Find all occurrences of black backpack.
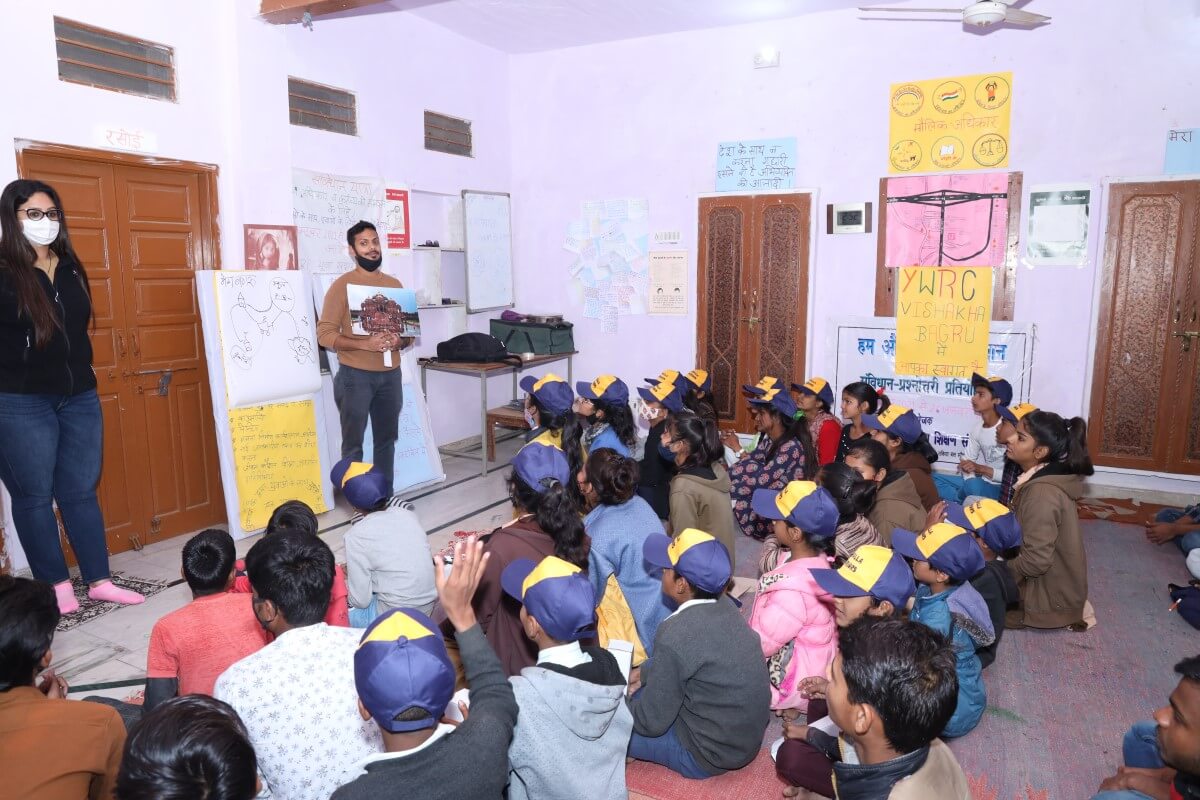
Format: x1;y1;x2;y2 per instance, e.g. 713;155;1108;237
434;333;521;364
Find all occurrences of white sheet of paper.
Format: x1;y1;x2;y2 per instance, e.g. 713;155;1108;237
443;687;471;722
607;639;635;681
809;715;841;737
1031;203;1086;242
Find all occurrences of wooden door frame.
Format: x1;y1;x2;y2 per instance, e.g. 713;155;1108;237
15;139;221;268
695;188;820;416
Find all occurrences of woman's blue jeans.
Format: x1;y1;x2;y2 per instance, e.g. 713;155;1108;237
0;390;111;584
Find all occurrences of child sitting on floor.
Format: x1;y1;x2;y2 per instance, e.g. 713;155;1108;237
945;499;1022;669
144;529;269;713
231;499;350;626
892;523;994;738
825;617;969;799
818;461;884;562
775;546;917;798
501;555;632;800
332;539;518;800
996;402;1037;506
846;439;926;546
332;458;437;627
628;529;771;779
748;481;840;714
934;374;1012;504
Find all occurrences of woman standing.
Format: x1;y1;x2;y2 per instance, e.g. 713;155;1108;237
0;180;143;613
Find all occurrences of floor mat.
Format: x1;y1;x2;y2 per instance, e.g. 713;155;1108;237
627;746;787;800
57;572;170;632
1077;496;1174;524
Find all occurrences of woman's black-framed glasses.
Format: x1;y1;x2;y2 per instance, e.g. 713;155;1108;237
21;208;62;221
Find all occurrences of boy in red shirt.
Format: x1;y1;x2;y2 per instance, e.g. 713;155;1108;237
144;529;269;712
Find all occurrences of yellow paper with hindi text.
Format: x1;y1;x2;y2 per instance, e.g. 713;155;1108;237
895;267;992;377
229;400;328;531
888;72;1011;173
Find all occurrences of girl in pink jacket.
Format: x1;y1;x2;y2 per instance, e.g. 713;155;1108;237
748;481;841;713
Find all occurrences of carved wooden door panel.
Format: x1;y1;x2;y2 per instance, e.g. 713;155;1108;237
697;194;811;432
1089;181;1200;473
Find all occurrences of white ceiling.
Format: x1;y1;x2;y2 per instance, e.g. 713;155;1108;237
345;0;896;54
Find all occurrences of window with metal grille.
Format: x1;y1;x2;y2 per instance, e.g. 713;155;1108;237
288;78;357;136
53;17;175;101
425;111;473;157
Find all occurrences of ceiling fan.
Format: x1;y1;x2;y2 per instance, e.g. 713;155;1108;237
857;1;1051;30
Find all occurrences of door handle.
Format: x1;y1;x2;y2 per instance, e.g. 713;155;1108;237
1172;331;1200;352
131;331;141;357
116;331;127;357
740;316;760;332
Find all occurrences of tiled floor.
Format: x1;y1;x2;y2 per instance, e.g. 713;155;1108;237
59;433;526;699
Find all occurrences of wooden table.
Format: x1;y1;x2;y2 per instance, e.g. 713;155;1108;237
419;351;576;476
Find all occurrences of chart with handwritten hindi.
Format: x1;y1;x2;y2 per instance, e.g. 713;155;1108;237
888;72;1012;173
229;401;328;531
293;168;386;273
895;267;993;378
885;173;1009;269
715;138;797;191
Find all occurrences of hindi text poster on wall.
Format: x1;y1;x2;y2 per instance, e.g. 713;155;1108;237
385;188;410;250
648;251;688;315
896;266;993;377
888;72;1012;174
715;137;797;192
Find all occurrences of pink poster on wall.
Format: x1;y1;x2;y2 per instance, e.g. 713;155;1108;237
884;172;1009;268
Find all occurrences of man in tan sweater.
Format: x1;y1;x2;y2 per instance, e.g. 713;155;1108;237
317;221;410;495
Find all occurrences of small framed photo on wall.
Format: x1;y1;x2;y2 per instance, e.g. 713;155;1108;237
244;224;299;270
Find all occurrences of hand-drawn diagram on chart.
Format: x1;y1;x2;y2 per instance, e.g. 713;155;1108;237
214;271;322;408
884;172;1009;268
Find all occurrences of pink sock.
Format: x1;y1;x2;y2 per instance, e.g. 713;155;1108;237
54;581;80;615
88;580;145;606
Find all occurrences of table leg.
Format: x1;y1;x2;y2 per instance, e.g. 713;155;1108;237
567;355;573;385
480;370;489;477
512;369;518;401
420;364;427;397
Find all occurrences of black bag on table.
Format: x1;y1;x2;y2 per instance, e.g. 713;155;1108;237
434;332;520;364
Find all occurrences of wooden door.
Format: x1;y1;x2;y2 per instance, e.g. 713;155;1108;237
1089;180;1200;474
17;146;224;553
697;193;811;431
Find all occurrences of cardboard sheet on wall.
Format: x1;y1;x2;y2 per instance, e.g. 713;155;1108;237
884;173;1009;269
895;266;993;377
831;316;1033;465
888;72;1012;173
229;401;328;531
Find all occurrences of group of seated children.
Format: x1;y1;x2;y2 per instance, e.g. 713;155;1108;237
0;362;1107;800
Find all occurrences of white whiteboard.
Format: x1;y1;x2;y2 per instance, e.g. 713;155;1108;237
210;271;322;407
462;190;514;312
293;168;386;273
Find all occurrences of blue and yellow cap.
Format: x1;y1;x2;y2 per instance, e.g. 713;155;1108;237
792;377;834;408
742;375;783;397
682;369;712;393
501;556;596;642
637;379;685;413
749;386;798;418
861;404;924;445
892;522;985;582
751;481;839;538
330;457;389;510
945;499;1023;553
577;374;629;405
810;545;916;609
970;373;1014;407
512;440;571;493
643;528;731;594
643;369;682;388
355;608;455;733
998;402;1038;426
519;372;574;416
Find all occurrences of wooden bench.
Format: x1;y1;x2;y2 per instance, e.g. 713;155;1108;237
485;405;530;462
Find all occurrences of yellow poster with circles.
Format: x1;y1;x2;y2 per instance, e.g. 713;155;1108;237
888;72;1012;173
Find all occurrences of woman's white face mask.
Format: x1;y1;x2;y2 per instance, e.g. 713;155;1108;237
22;218;60;246
637;400;662;422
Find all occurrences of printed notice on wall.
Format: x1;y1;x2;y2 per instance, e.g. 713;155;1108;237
715;138;797;192
648;251;687;315
888;72;1012;174
1165;128;1200;175
384;188;410;250
1025;184;1091;267
229;400;328;531
895;267;993;377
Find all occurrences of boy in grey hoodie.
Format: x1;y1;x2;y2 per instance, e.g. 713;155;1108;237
501;555;633;800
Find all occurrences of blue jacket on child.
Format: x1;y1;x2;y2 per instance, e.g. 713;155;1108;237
910;582;995;738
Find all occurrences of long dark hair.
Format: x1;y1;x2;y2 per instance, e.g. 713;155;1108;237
0;179;88;348
666;412;723;470
530;397;586;506
819;462;880;524
900;433;941;465
843;381;890;415
508;473;589;568
585;448;640;506
764;407;818;477
1023;411;1094;475
681;386;715;418
848;439;891;474
594;398;637;448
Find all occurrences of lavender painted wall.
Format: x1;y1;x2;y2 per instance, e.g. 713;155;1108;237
507;0;1200;425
